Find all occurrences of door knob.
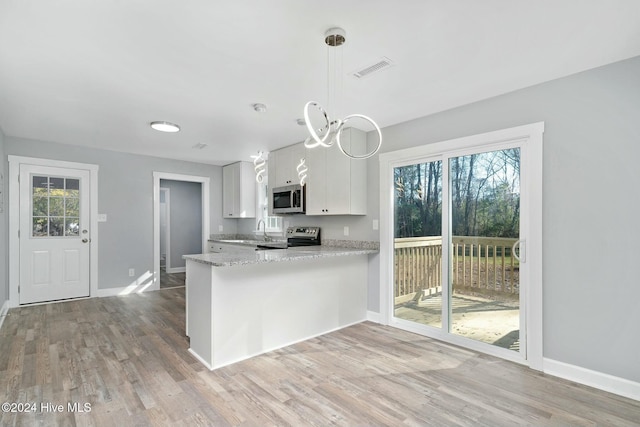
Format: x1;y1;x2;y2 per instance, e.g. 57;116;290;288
82;238;90;243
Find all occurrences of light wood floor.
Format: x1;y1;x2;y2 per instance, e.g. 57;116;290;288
1;288;639;426
159;269;185;289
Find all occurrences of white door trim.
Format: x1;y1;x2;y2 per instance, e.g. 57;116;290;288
160;187;171;272
378;122;544;370
153;172;210;291
8;155;99;307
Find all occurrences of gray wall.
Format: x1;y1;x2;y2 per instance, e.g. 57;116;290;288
4;55;639;384
374;55;640;383
240;55;640;383
0;127;7;307
160;179;202;269
5;138;232;289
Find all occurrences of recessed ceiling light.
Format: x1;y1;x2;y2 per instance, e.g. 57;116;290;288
150;121;180;132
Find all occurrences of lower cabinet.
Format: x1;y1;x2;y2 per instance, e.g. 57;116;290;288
207;242;256;253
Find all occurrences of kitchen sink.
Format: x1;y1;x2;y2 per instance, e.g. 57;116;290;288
255;243;288;250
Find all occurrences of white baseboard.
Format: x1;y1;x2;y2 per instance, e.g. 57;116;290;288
166;266;186;274
96;283;158;297
544;358;640;402
188;348;215;370
367;310;382;323
0;300;10;331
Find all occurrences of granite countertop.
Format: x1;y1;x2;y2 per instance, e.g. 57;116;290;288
183;245;378;267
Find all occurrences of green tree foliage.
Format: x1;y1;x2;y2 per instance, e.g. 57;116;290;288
394;148;520;238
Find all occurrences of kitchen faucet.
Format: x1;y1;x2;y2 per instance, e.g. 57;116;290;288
257;219;270;241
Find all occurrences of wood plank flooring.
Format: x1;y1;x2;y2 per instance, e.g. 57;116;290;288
1;288;639;426
159;270;185;289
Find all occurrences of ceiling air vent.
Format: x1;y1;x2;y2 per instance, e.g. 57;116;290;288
351;57;394;79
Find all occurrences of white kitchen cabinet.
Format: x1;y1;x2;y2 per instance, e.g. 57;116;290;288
269;142;305;187
305;127;367;215
185;253;368;370
222;161;256;218
208;241;256;253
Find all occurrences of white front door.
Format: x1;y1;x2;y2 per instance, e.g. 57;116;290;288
19;164;91;304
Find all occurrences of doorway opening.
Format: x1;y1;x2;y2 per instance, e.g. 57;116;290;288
153;172;210;292
158;180;202;289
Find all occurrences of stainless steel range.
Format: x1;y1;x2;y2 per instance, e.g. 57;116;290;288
285;226;321;247
256;226;321;249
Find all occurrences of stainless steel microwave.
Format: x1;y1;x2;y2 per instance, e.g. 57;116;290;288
271;184;305;214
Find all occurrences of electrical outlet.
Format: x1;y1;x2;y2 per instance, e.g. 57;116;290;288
343;226;349;236
97;214;107;222
372;219;379;230
128;268;135;277
218;225;223;232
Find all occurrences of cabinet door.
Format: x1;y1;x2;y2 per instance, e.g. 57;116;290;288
305;142;350;215
290;143;306;183
304;145;327;215
273;149;292;187
222;163;239;218
324;142;351;214
270;150;284;188
238;162;256;218
223;162;256;218
272;143;305;187
304;128;367;216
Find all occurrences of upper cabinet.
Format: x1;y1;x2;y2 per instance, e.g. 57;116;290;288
305;127;367;216
223;161;256;218
269;142;305;187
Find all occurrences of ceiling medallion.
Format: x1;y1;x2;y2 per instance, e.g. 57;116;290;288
303;27;382;160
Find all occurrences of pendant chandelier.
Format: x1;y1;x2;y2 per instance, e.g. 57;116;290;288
303;27;382;160
250;151;266;183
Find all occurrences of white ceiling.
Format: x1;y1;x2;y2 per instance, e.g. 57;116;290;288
1;1;639;166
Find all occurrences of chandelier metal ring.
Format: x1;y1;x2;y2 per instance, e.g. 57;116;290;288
303;101;334;148
335;113;383;160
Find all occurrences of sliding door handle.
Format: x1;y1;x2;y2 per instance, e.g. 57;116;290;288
512;239;526;263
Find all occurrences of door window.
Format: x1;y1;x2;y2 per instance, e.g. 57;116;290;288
394;160;443;328
449;149;521;350
32;175;80;237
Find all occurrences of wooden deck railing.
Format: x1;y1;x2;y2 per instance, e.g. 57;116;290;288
394;236;519;301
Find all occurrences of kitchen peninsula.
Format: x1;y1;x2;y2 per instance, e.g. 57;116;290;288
183;245;377;370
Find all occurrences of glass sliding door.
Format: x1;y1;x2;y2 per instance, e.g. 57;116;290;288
449;148;521;351
391;146;524;355
393;160;443;328
383;122;543;367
